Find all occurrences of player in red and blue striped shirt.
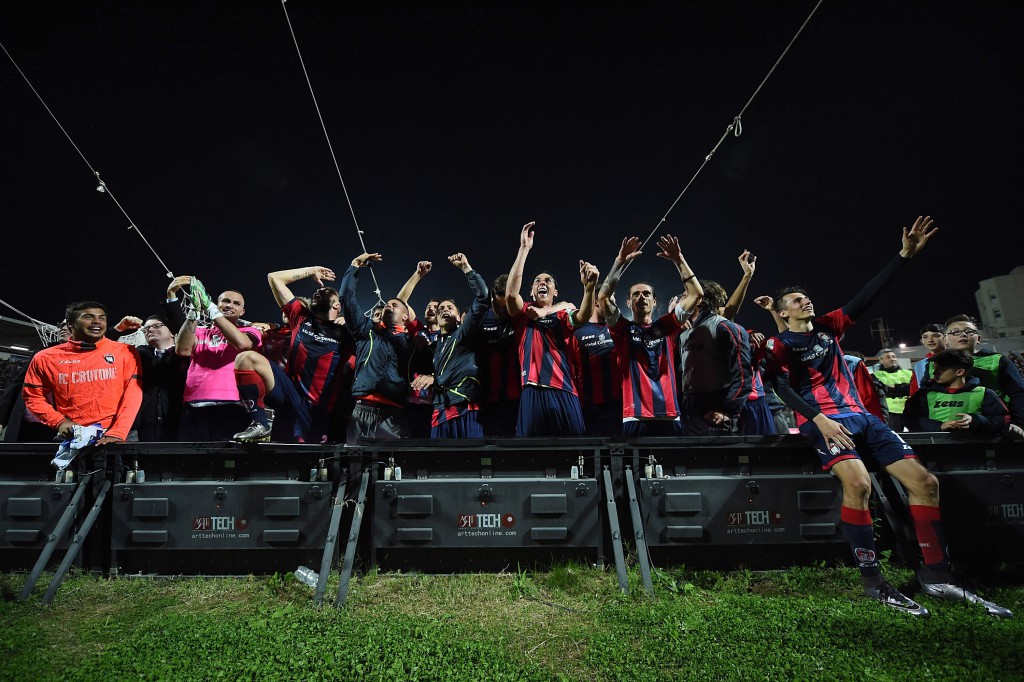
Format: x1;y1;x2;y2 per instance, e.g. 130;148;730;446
574;308;621;437
233;264;353;444
599;234;703;437
476;274;521;437
506;221;598;437
762;216;1008;618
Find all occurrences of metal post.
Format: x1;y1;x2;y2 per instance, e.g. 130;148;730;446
602;466;629;593
624;466;654;596
314;497;345;606
334;467;370;607
42;479;111;605
18;473;92;601
869;472;915;566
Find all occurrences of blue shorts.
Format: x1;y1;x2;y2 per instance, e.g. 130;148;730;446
740;396;777;435
798;412;917;470
265;363;330;444
583;401;623;437
516;386;584;437
622;419;682;438
432;410;484;439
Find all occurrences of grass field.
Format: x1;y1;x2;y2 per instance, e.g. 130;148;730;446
2;563;1022;681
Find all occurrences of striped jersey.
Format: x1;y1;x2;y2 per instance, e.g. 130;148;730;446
476;309;521;402
574;321;620;405
610;312;683;419
282;299;354;411
515;305;580;395
764;308;866;422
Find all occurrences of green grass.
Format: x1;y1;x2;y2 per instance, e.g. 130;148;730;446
2;564;1022;681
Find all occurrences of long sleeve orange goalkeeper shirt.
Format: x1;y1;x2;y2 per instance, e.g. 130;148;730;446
22;336;143;440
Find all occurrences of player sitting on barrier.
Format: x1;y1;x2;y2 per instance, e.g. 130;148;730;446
904;349;1010;435
599;234;702;437
763;215;1012;618
232;265;354;444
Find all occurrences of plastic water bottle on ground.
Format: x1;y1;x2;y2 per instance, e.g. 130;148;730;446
295;565;319;588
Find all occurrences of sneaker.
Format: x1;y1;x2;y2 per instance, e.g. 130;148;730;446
233;422;272;442
864;581;930;617
918;580;1014;619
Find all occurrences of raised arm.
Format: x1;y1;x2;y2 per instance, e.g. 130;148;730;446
721;250;755;321
598;236;642;327
395;261;432;322
449;253;491;327
341;252;382;333
175;317;198;357
268;266;337;309
843;215;937;320
753;295;788;333
656;234;702;319
505;221;535;318
571;261;600;327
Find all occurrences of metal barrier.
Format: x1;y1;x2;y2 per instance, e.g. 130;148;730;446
107;442;339;576
0;444;78;571
890;434;1024;572
613;436;851;591
2;435;1022;603
363;439;619;581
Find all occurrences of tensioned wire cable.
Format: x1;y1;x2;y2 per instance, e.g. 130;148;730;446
1;41;176;280
280;0;385;309
631;0;826;264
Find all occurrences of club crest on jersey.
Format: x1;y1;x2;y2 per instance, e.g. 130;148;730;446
766;339;775;350
104;354;115;364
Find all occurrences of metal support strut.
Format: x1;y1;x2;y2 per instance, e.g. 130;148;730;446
602;466;630;593
335;467;370;607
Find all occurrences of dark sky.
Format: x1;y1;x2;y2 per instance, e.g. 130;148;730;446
3;1;1021;352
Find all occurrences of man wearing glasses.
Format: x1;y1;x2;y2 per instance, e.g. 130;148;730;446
942;315;1024;428
133;316;189;441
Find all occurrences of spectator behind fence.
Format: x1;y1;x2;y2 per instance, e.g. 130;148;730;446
22;301;142;445
1;322;75;442
873;348;912;431
175;283;262;441
942;315;1024;428
909;323;945;396
904;349;1010;435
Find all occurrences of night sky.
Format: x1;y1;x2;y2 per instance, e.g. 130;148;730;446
3;1;1021;352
